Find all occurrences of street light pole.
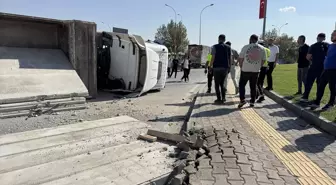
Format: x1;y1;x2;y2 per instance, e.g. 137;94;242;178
165;4;177;56
101;22;112;32
272;23;288;36
178;14;183;22
199;4;214;45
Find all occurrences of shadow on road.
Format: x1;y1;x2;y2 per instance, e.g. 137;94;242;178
276;118;312;132
192;107;237;118
282;133;335;154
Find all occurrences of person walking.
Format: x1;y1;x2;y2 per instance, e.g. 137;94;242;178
181;57;189;82
205;52;213;93
209;34;231;104
256;40;271;103
296;35;310;95
238;34;266;108
167;58;172;78
187;58;191;81
309;30;336;110
265;38;279;91
300;33;329;102
224;41;239;94
170;58;179;78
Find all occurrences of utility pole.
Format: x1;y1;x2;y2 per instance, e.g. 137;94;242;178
199;4;214;45
261;0;268;40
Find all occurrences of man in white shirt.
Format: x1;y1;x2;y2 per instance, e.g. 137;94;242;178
224;41;239;94
266;38;279;90
237;34;266;108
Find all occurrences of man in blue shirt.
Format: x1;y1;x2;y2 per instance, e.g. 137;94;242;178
209;34;231;104
300;33;329;102
310;30;336;110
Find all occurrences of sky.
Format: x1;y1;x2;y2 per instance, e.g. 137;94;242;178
0;0;335;51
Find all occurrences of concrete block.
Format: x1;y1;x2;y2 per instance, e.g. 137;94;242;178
319;117;336;137
301;109;321;127
138;134;157;142
282;100;303;117
147;129;185;143
170;174;186;185
177;141;191;152
178;151;190;159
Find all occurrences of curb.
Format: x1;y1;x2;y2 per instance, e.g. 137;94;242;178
264;90;336;136
186;86;207;131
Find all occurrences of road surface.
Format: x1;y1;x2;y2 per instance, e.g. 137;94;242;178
0;69;207;135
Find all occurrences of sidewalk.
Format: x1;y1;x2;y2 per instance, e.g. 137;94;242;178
188;78;336;185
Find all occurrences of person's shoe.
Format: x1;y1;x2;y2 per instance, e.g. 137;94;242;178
214;99;222;104
265;87;273;91
250;103;255;107
294;91;302;95
322;104;334;111
222;98;226;103
300;98;309;103
257;96;265;103
206;89;211;93
309;103;320;110
238;100;247;108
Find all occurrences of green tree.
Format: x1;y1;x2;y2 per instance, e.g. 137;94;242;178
263;28;298;64
154;20;189;55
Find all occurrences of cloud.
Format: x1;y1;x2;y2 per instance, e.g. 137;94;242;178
279;6;296;13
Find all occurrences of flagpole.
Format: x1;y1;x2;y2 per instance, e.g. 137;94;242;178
262;0;267;40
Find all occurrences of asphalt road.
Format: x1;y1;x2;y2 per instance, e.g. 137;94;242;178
0;69;207;135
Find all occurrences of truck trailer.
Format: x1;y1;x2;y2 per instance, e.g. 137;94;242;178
188;44;211;68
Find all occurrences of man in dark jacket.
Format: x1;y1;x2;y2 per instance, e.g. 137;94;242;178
209;34;231;104
300;33;329;102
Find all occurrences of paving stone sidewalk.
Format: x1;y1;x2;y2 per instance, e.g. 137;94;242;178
188;85;299;184
252;92;336;181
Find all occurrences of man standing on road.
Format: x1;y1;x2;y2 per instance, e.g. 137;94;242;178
296;35;310;95
209;34;231;104
238;34;266;108
170;58;179;78
167;57;172;78
256;40;270;103
300;33;329;102
265;38;279;91
224;41;239;94
205;52;213;93
310;30;336;110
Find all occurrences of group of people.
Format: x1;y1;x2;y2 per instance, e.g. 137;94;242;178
168;57;191;82
205;29;336;109
296;31;336;110
205;34;279;108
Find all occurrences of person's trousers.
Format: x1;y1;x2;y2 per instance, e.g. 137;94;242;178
314;69;336;105
224;66;239;92
297;67;309;93
302;68;323;99
207;69;213;91
171;67;178;78
181;68;188;82
213;68;229;101
239;71;259;103
257;66;267;97
167;67;171;77
266;62;276;89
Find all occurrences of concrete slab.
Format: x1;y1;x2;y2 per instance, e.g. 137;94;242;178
0;47;89;104
0;116;174;185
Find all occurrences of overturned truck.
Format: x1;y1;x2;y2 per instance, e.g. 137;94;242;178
0;13;97;118
96;32;168;95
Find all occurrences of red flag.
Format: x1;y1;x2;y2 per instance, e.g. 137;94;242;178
259;0;265;19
